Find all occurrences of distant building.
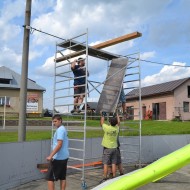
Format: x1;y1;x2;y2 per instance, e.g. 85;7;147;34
82;102;98;113
126;78;190;121
0;66;46;117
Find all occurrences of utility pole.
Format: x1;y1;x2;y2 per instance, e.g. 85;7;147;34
18;0;32;142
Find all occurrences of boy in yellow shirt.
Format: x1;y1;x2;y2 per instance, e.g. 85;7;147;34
100;112;120;183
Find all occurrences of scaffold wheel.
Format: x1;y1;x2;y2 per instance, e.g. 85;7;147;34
81;181;87;190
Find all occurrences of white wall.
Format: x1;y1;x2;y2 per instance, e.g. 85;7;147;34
1;136;190;189
0;140;50;190
174;80;190;120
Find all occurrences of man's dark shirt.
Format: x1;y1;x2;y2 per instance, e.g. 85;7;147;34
72;65;86;85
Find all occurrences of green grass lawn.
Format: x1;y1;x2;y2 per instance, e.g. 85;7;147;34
0;120;190;143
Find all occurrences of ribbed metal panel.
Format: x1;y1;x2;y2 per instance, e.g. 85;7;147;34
96;58;128;113
127;77;189;99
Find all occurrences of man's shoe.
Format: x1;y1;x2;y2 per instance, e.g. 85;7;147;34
75;107;81;113
71;109;76;114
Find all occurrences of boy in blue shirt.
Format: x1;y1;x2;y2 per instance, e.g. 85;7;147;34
46;114;69;190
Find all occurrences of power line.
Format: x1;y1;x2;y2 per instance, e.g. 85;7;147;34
21;25;190;68
23;25;66;41
127;56;190;68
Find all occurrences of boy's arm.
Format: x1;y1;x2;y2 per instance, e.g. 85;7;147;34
46;140;63;161
117;113;120;127
100;112;106;126
100;115;104;126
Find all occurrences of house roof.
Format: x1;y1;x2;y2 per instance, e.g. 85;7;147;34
126;77;190;99
0;66;46;91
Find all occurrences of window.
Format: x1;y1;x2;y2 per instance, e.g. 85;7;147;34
0;79;10;84
183;102;189;112
0;97;10;106
188;86;190;98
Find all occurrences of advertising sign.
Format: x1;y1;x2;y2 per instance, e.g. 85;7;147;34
27;94;39;112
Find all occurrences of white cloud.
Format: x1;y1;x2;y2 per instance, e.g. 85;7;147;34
30;1;171;47
0;46;22;68
0;0;24;43
142;62;190;86
0;0;24;22
29;49;45;61
140;51;156;60
32;0;55;14
0;21;21;42
36;55;55;76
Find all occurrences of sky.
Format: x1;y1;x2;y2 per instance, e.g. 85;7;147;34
0;0;190;110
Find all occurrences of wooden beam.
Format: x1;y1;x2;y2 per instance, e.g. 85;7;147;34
93;31;142;49
37;163;49;169
55;31;142;63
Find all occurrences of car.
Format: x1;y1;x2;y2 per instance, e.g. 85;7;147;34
43;109;53;117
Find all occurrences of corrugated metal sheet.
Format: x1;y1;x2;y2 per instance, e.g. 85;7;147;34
96;58;128;113
127;78;190;99
0;66;45;91
0;66;13;79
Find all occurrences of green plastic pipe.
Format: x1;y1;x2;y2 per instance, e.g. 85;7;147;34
97;144;190;190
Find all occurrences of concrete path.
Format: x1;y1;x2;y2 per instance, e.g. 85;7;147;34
8;165;190;190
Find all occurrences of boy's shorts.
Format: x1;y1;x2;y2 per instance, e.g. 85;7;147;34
102;147;117;165
106;147;122;165
74;86;85;98
46;159;68;181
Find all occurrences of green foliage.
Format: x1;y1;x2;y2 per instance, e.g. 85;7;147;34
0;120;190;143
0;131;52;143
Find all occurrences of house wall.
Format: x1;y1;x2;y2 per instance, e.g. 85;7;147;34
0;89;44;116
126;79;190;121
126;94;174;120
174;80;190;120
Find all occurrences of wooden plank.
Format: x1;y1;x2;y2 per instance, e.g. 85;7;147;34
37;160;102;173
68;160;102;168
37;163;49;169
55;31;142;62
55;44;119;62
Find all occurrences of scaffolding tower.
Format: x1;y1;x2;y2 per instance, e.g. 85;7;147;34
53;30;142;189
54;31;89;189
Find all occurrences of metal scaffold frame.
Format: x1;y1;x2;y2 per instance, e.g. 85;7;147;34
53;30;142;189
99;54;142;169
53;30;89;189
119;53;142;168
